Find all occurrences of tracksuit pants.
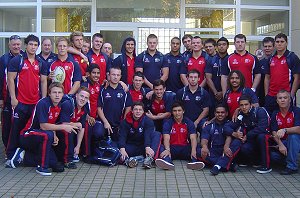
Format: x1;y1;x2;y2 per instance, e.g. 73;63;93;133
1;101;12;148
6;102;35;159
159;144;201;163
54;130;75;163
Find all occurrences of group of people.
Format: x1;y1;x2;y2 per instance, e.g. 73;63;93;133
0;31;299;176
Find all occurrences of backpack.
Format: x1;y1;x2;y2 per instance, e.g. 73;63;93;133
92;140;121;166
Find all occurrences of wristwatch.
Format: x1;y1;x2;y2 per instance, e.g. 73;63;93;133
283;128;287;133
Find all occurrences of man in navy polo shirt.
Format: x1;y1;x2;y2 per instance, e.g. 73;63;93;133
155;102;205;170
43;37;82;96
135;34;169;89
145;79;174;132
257;37;275;107
6;34;48;162
225;34;261;90
264;33;300;115
0;34;23;148
182;34;193;59
223;70;258;119
164;37;186;92
224;95;271;174
97;66;132;143
176;69;209;134
38;38;56;64
268;90;300;175
56;86;90;168
119;101;161;169
9;83;80;176
200;104;241;175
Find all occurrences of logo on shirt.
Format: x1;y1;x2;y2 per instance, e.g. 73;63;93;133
23;63;29;70
64;65;70;70
138;94;143;100
188;60;193;65
13;112;19;118
171;127;176;134
198;60;204;65
155;58;160;63
245;59;250;63
144;58;150;63
130;128;134;133
91;58;95;63
180;127;186;133
117;93;123;98
281;60;286;64
100;58;105;63
214;129;219;135
195;96;202;101
49;112;53;119
213;63;218;68
105;93;111;98
184;95;190;101
233;59;238;65
168;59;171;64
227;97;231;103
277;118;282;126
91;88;95;94
177;60;182;64
287;118;292;124
34;64;39;70
48;59;53;63
138;127;143;133
160;104;165;109
55;112;59;118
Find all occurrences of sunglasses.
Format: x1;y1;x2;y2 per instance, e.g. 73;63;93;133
9;35;21;40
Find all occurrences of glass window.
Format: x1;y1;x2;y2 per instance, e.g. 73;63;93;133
96;0;180;23
185;8;235;35
241;9;289;36
186;0;235;4
99;31;134;57
0;0;35;1
42;6;91;32
0;7;36;32
241;0;289;6
43;0;91;1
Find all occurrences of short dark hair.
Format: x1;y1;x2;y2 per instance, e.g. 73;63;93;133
228;70;245;89
133;71;144;79
182;34;193;43
217;37;229;46
215;103;228;112
262;37;275;46
171;37;181;44
87;63;100;73
187;69;200;77
234;34;246;43
238;95;252;104
204;38;217;47
41;37;52;45
92;33;103;41
275;33;288;42
153;79;166;88
132;101;145;110
109;66;121;73
147;34;158;42
25;34;40;46
172;101;185;111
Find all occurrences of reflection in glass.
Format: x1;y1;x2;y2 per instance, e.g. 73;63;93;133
241;0;289;6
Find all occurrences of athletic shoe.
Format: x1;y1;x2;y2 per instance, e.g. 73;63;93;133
280;167;298;175
143;156;154;169
186;161;205;170
5;160;12;168
238;164;248;167
125;157;138;168
10;148;25;168
64;162;77;169
52;162;65;172
36;166;52;176
229;163;238;172
73;155;80;163
155;159;175;170
256;167;272;174
210;165;220;175
252;164;261;168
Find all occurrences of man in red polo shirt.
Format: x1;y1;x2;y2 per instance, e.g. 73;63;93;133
180;36;207;87
43;37;81;96
225;34;261;90
264;33;300;115
86;33;111;85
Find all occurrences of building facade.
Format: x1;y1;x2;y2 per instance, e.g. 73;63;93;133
0;0;296;56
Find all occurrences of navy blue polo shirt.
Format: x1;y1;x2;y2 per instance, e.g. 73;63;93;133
38;52;57;65
202;121;229;147
163;52;185;92
205;53;228;92
59;97;89;128
98;83;132;127
135;50;167;85
176;86;210;122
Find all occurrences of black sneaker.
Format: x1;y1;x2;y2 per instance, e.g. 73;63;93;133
143;156;154;169
64;162;77;169
210;165;220;175
155;159;175;170
280;167;298;175
10;148;25;168
36;166;52;176
256;167;272;174
52;162;65;172
186;161;205;170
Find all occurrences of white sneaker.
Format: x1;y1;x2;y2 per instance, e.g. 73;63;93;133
155;159;175;170
186;161;205;170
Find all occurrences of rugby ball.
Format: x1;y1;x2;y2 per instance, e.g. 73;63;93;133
53;66;66;83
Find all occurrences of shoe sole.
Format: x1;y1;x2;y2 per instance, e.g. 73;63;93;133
10;148;21;169
73;159;80;163
155;159;175;170
36;169;52;176
186;162;205;170
256;168;272;174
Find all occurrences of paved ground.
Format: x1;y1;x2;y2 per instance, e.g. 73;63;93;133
1;141;300;198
